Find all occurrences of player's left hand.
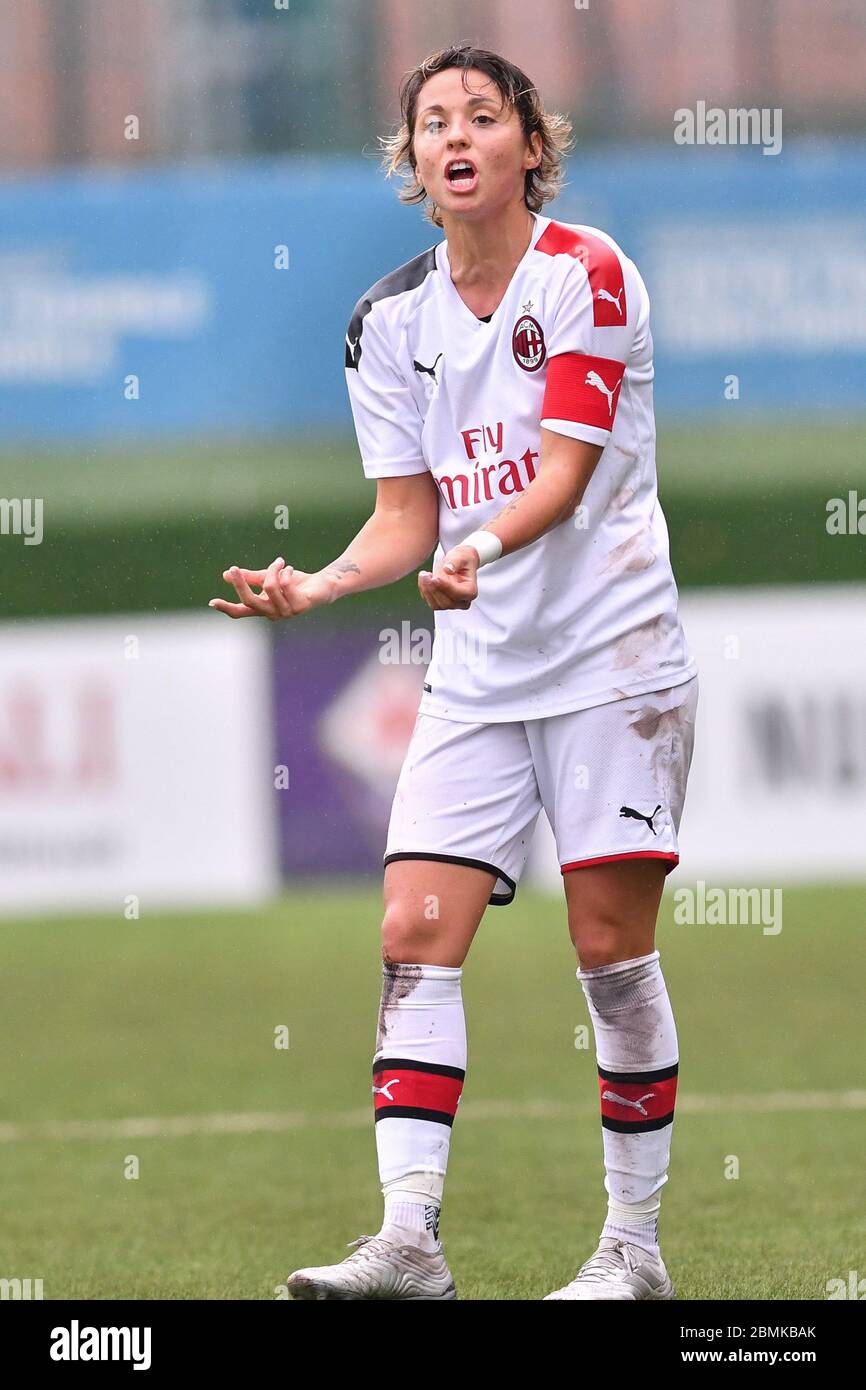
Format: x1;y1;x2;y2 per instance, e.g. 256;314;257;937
418;545;480;610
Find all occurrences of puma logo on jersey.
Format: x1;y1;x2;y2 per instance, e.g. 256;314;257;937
585;369;622;416
619;803;662;834
602;1088;656;1116
596;287;624;315
413;352;443;384
372;1078;401;1100
345;333;361;369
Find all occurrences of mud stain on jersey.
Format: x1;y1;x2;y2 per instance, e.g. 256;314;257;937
610;480;637;512
611;613;668;670
600;526;656;576
376;962;423;1052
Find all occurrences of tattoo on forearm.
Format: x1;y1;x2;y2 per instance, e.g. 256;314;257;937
325;559;361;581
499;498;523;519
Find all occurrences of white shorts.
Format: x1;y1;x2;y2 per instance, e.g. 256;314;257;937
384;676;698;905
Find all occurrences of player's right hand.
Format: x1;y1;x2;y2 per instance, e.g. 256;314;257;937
208;557;334;620
417;544;480;611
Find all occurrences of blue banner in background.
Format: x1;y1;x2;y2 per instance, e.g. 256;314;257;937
0;142;864;439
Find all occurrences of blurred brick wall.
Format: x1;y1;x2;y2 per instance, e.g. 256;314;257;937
0;0;167;168
0;0;55;166
2;0;864;172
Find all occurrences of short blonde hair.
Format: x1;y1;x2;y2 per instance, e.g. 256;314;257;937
379;43;573;228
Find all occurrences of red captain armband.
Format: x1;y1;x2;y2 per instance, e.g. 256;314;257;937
541;352;626;432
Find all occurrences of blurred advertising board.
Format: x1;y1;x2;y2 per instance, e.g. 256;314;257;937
0;614;278;915
1;146;865;439
274;627;424;879
275;587;866;892
529;584;866;888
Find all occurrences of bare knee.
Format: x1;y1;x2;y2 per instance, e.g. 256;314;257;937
381;898;440;964
569;913;639;970
379;860;495;966
567;889;660;967
564;861;665;969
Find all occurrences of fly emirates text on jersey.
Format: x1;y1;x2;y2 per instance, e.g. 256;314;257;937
436;421;539;512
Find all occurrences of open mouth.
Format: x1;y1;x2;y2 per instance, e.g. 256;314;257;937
445;159;477;187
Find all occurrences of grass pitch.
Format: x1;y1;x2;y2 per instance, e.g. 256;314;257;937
1;883;863;1300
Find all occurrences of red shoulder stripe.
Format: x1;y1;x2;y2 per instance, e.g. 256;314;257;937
535;222;627;327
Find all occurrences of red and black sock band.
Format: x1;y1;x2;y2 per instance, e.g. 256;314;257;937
597;1062;678;1133
372;1057;465;1126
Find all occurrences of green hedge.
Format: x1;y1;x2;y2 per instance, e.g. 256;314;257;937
3;484;860;621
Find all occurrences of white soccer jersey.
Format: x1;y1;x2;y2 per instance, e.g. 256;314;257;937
345;211;696;721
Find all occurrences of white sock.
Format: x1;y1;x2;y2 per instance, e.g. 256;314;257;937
577;950;679;1257
381;1192;442;1251
602;1192;662;1256
372;962;466;1249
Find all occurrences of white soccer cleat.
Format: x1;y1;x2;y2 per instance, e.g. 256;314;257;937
286;1231;457;1300
543;1236;675;1300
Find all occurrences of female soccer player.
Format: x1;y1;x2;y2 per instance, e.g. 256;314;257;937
210;44;698;1300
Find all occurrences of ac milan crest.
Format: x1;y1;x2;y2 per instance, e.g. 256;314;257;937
511;312;546;372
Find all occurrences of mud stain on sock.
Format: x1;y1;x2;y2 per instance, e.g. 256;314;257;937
376;962;423;1052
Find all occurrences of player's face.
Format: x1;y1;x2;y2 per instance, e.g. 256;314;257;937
412;67;540;219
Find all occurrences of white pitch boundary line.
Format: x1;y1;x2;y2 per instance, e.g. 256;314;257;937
1;1090;864;1145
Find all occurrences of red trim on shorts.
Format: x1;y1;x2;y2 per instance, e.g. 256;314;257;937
561;851;679;874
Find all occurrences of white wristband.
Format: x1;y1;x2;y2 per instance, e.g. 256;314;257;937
461;529;503;568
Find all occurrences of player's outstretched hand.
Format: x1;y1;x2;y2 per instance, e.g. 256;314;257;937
418;544;480;611
209;557;334;620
